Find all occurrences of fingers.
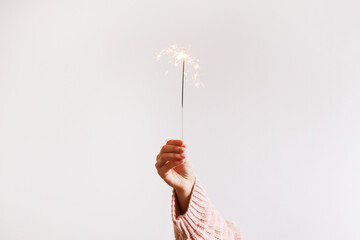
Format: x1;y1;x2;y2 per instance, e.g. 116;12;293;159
156;140;187;169
158;159;184;176
156;152;185;168
166;139;184;146
160;145;185;155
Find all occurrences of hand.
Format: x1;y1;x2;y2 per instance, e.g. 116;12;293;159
155;139;196;213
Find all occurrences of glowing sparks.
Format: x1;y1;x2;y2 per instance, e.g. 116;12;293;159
156;44;204;88
177;50;187;60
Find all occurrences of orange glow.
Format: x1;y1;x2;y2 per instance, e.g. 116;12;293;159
176;50;188;60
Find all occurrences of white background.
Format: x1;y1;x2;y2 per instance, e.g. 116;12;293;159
1;0;360;239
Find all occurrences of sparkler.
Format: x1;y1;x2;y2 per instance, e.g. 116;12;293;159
156;45;203;140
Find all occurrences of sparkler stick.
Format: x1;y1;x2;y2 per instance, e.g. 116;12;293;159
181;49;185;140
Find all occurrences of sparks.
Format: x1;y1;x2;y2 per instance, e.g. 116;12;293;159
177;50;188;60
156;45;204;88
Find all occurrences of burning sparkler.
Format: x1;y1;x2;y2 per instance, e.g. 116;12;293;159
156;45;203;140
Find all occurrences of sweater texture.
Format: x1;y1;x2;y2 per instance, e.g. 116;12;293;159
171;177;242;240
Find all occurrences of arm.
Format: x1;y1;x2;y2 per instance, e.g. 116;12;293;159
155;139;242;240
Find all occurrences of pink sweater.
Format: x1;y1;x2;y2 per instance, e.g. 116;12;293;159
171;176;243;240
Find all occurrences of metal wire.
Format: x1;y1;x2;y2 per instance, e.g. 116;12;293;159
181;51;185;140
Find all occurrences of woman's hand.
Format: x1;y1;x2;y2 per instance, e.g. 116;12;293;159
155;139;195;214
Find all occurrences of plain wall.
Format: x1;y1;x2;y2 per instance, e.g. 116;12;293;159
0;0;359;239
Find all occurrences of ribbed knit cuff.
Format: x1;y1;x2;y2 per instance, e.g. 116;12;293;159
171;176;212;239
171;177;243;240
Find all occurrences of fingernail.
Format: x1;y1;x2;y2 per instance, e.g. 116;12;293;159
180;153;186;158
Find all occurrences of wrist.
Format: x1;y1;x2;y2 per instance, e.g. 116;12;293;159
174;177;195;215
174;176;196;197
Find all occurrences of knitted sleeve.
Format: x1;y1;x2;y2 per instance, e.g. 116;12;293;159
171;177;243;240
